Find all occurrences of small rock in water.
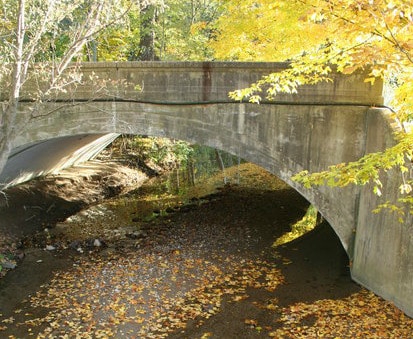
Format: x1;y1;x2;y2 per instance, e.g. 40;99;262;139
69;240;81;250
93;239;102;247
15;251;25;260
2;261;17;269
126;230;148;239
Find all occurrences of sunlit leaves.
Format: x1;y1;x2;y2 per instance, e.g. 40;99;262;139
124;136;194;170
14;252;282;337
0;0;127;65
210;0;320;62
269;289;413;338
153;0;223;61
229;63;331;103
274;205;318;247
293;131;413;215
212;0;413;217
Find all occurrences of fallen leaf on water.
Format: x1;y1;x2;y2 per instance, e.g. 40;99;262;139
2;317;14;324
232;294;248;302
244;318;258;327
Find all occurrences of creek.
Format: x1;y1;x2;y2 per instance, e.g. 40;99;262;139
55;163;287;249
1;162;412;338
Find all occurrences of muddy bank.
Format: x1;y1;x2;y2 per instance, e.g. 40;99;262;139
0;160;147;274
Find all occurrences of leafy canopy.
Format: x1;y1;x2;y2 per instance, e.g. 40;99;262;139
212;0;413;217
81;0;224;61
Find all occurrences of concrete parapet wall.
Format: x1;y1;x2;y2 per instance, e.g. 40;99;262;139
5;61;384;105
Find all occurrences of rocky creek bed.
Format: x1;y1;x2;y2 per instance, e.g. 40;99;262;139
0;161;412;338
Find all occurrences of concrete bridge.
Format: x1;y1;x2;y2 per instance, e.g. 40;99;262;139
1;62;412;317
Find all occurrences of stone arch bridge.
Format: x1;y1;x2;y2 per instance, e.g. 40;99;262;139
1;62;412;317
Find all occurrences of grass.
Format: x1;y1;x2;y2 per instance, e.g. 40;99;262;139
273;205;318;247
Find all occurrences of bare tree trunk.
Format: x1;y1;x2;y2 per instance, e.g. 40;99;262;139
188;160;195;186
176;165;180;191
215;149;227;184
86;40;99;62
138;4;159;61
0;0;27;184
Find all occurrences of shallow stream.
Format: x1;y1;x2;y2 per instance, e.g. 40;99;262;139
54;163;288;248
1;163;412;338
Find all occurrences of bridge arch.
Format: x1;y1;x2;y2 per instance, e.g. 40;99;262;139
3;62;413;317
12;99;379;254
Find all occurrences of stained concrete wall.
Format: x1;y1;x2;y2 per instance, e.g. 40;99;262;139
352;110;413;318
2;62;412;316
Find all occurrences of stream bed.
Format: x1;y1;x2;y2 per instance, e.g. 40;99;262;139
0;163;412;338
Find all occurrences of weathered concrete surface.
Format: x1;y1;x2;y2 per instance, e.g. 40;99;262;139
10;101;374;253
1;62;412;317
352;111;413;318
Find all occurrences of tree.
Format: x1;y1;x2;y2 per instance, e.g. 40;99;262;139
136;1;161;60
82;1;142;62
157;0;223;61
80;0;223;62
0;0;131;186
210;0;316;62
211;0;413;217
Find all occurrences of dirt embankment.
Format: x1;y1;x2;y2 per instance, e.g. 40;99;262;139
0;160;148;273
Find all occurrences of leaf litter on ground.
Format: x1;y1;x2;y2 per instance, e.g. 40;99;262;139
0;164;412;338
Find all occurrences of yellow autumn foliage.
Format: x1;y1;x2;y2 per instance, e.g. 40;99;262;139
211;0;325;62
212;0;413;217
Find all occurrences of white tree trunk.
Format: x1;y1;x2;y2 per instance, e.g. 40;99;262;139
0;0;131;185
0;0;26;184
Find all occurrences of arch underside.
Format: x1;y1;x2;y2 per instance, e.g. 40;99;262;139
12;100;374;255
